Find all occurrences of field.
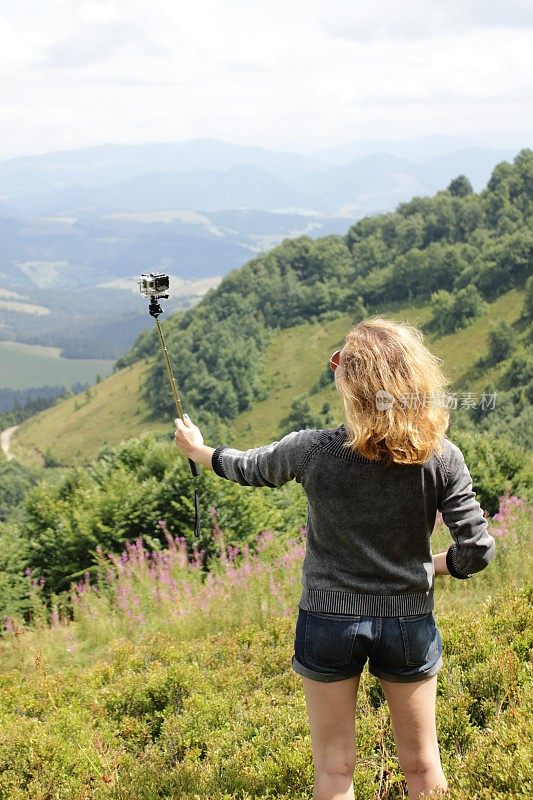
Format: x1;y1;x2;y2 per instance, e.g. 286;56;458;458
0;340;114;391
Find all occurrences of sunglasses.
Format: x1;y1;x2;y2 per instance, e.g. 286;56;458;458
329;349;342;372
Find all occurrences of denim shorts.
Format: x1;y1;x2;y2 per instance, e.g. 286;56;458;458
292;608;443;683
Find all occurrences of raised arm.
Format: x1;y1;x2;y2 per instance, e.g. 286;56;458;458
211;428;319;487
174;416;318;488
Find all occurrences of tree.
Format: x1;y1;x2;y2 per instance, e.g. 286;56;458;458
0;461;40;522
0;523;31;618
487;322;515;365
278;397;334;437
456;195;483;240
498;348;533;391
448;175;473;197
349;234;390;277
352;295;367;324
428;243;468;294
430;285;487;334
396;215;425;252
484;160;522;232
450;285;488;330
423;194;457;244
391;249;427;301
496;230;533;287
280;398;318;433
430;290;454;335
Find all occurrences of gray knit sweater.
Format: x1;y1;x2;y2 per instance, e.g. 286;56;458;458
212;426;496;616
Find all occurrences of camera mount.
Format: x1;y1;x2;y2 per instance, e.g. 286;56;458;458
148;294;167;319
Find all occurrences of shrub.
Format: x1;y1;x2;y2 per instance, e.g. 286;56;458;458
486;321;515;365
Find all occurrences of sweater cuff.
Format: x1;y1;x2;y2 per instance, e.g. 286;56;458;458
446;545;473;580
212;446;229;479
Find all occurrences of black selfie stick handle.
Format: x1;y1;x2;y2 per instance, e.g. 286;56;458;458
188;458;200;477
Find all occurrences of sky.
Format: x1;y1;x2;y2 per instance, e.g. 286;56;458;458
0;0;532;159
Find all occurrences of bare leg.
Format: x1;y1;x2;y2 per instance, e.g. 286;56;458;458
378;675;448;798
301;674;360;800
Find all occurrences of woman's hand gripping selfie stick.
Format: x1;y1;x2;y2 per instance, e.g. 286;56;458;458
139;273;201;537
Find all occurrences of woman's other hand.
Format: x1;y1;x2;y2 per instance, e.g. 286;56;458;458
432;552;450;576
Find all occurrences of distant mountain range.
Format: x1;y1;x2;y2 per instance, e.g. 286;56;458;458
0;137;519;216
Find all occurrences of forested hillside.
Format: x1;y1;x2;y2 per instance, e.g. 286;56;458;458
117;149;532;436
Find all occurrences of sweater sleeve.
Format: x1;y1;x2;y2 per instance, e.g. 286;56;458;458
438;441;496;579
211;429;319;488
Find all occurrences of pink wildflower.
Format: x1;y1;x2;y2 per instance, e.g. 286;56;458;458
256;530;275;552
227;544;240;563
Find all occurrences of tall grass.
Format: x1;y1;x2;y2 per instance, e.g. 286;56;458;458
1;496;531;676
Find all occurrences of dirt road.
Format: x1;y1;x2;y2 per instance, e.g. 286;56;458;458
0;425;19;461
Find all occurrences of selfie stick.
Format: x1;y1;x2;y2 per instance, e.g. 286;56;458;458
147;294;200;478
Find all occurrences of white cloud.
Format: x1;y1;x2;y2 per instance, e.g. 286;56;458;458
79;2;121;25
43;23;143;68
318;0;533;42
0;0;531;158
0;16;48;70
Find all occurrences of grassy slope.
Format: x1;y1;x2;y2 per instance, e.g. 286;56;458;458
11;360;165;467
233;289;523;446
11;289;524;464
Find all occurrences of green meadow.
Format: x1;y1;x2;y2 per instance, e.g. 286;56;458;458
0;340;113;391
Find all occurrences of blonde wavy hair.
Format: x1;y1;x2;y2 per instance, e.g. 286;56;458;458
336;317;450;465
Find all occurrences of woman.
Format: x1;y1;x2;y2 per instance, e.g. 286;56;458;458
174;317;496;800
